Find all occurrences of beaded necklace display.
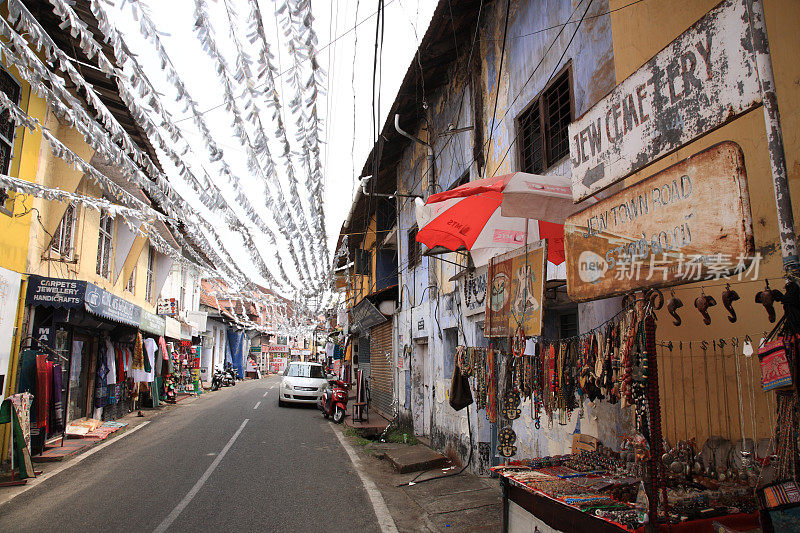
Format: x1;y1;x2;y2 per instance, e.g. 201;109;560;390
487;347;498;423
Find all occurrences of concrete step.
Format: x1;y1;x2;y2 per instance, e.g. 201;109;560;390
385;444;449;474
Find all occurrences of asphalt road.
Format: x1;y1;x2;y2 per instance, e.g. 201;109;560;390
0;376;381;533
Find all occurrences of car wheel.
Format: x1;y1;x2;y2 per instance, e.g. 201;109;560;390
278;398;286;407
333;406;344;423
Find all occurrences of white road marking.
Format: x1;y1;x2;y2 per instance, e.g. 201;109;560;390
253;401;261;410
330;423;399;533
0;421;150;507
153;419;249;533
262;390;268;397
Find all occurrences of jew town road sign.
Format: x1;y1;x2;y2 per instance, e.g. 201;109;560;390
568;0;761;202
564;142;754;302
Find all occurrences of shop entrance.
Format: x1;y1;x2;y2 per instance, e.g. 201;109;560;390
67;333;94;422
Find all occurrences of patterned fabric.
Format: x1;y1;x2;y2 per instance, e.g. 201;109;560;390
132;332;144;370
9;392;33;450
0;394;35;478
762;481;800;508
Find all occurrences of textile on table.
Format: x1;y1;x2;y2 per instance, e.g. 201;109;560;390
0;394;36;478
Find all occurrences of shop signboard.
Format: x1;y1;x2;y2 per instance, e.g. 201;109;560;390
84;283;142;327
486;240;547;338
249;346;262;354
461;265;488;317
351;297;387;332
267;345;288;353
568;0;761;202
26;275;86;308
139;310;166;336
157;298;178;316
564;142;754;301
0;266;21;401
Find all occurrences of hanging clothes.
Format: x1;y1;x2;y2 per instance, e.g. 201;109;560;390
51;363;63;432
143;338;158;382
159;336;169;361
115;344;126;383
132;332;144;370
104;338;116;384
35;354;51;435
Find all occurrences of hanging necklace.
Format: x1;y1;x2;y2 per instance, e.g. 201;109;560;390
732;337;750;472
700;341;714;439
743;339;759;459
679;341;688;442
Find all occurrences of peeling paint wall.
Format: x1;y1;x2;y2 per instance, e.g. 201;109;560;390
393;0;629;472
608;0;800;447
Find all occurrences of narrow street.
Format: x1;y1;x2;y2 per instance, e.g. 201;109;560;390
0;376;380;533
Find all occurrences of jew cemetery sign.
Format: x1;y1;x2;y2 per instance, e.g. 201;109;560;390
564;142;754;301
568;0;761;202
486;240;546;337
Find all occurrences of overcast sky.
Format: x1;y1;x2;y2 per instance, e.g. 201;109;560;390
105;0;436;297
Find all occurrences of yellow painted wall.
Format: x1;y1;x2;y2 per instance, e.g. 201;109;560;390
23;107;157;313
609;0;800;445
0;63;45;274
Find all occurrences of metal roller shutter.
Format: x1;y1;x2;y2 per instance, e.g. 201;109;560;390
370;320;393;418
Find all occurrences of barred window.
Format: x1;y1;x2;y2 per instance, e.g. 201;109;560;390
146;246;156;302
0;69;21;216
51;203;76;259
354;248;370;276
125;266;136;293
96;210;114;278
407;225;420;269
518;67;572;173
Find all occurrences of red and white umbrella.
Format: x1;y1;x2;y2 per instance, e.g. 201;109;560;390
414;172;576;274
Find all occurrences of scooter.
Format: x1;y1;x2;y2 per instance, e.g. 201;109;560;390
319;379;349;423
211;366;226;391
224;363;238;386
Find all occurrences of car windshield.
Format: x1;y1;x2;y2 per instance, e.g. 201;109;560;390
285;364;324;378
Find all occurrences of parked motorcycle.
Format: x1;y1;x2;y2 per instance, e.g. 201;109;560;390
211;366;227;391
224;363;238;386
319;379;349;423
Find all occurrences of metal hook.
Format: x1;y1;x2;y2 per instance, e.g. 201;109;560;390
700;340;709;351
718;338;726;349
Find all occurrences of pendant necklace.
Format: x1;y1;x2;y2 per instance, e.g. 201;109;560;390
732;337;750;472
700;341;714;439
679;341;688;441
743;339;759;462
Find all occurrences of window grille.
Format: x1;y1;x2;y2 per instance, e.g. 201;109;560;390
407;226;420;269
51;204;76;259
518;67;572;173
96;211;114;278
0;69;20;216
146;246;156;303
125;266;136;293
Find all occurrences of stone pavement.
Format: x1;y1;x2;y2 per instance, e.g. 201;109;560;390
336;426;502;532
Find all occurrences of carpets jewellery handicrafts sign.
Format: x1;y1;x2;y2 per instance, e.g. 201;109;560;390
564;142;755;301
568;0;762;202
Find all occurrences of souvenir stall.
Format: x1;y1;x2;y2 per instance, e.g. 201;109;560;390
19;277;143;458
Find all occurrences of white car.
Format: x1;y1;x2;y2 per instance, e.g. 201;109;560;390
278;362;329;406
